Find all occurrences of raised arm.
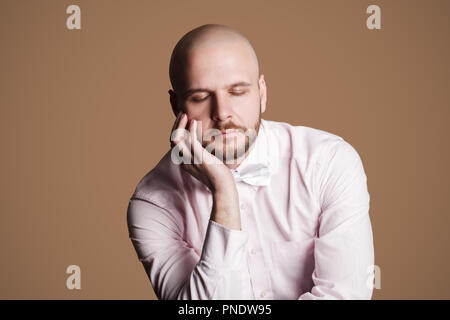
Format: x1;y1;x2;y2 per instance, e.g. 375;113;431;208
127;113;253;299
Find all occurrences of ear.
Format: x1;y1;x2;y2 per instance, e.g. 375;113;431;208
169;89;182;117
258;74;267;114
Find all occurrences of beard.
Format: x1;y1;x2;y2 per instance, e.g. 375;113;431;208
201;108;262;165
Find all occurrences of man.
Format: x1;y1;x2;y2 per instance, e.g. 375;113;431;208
127;24;375;300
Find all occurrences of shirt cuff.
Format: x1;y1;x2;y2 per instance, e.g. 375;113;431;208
200;220;249;270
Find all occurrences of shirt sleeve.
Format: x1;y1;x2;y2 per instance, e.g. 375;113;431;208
127;198;250;300
298;139;375;300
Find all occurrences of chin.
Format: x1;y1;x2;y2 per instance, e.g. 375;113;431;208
209;140;249;163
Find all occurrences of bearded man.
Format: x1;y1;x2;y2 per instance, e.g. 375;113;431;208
127;24;375;300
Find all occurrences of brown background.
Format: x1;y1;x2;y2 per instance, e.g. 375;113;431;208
1;0;449;299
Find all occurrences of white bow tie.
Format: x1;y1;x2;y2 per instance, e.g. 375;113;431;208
231;163;272;186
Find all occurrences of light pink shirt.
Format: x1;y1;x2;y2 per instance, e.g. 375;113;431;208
127;119;374;300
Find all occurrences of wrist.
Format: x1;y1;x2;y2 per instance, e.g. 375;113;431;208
210;169;235;193
211;178;237;200
211;191;241;230
212;181;239;214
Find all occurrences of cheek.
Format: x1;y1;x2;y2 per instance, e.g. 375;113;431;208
236;95;260;122
185;104;210;121
185;105;201;117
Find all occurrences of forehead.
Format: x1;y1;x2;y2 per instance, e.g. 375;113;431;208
184;41;256;89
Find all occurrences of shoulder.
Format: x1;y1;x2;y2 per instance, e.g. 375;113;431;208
129;150;186;208
262;119;352;164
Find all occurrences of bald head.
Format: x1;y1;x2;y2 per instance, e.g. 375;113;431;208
169;24;259;93
167;25;267;166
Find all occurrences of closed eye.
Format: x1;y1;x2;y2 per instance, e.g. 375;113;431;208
190;94;209;102
230;91;246;96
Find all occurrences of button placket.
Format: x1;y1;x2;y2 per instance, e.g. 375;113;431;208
237;184;273;299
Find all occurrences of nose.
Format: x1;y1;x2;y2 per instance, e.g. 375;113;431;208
211;92;232;122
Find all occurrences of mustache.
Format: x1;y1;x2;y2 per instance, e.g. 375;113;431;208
200;122;247;142
213;122;247;132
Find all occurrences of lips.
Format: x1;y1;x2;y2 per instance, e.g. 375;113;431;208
221;129;240;136
221;129;238;134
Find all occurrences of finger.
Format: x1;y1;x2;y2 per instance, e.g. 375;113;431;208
188;120;203;164
171;112;183;132
176;138;193;165
170;112;183;147
190;120;204;164
170;112;183;137
178;113;188;130
191;119;202;145
176;113;189;141
171;114;189;148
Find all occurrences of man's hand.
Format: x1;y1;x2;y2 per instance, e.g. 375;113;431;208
170;112;232;192
170;112;242;230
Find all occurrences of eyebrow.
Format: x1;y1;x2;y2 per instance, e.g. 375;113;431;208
182;81;252;98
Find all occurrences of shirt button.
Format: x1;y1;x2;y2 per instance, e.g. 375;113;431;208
240;203;247;211
250;248;257;255
260;291;267;298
